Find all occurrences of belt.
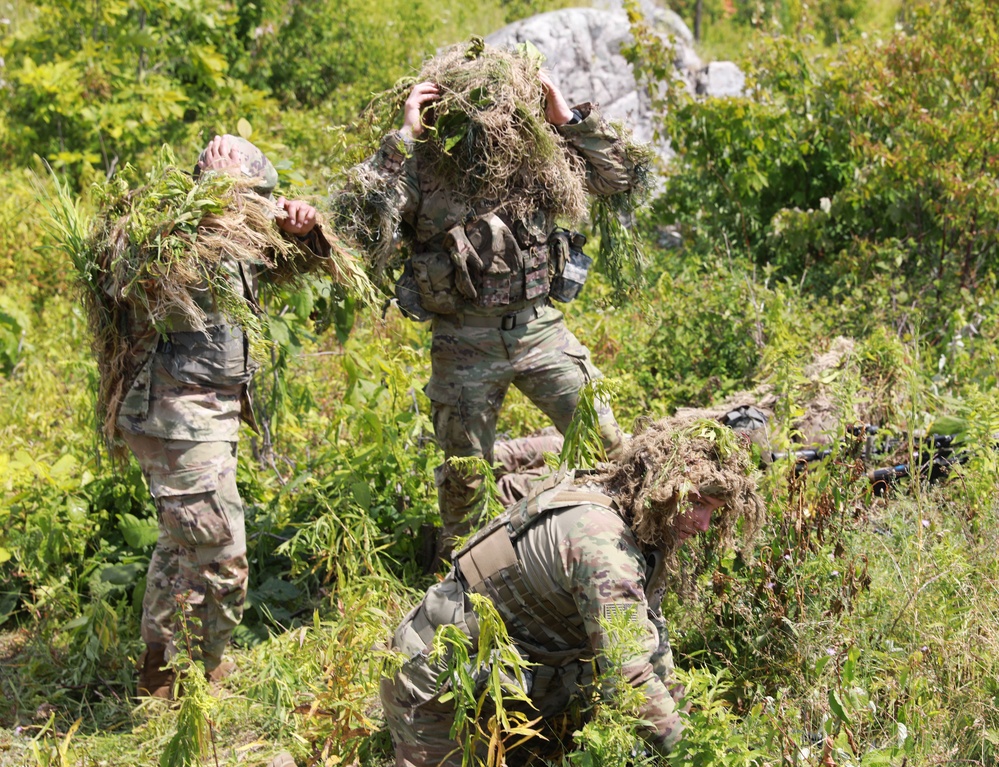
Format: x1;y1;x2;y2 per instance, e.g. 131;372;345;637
445;304;542;330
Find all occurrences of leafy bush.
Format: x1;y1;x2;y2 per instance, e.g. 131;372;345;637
633;0;999;338
0;0;267;179
6;1;999;765
250;0;437;113
632;261;767;411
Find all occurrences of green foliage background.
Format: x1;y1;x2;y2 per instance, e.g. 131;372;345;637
4;0;999;765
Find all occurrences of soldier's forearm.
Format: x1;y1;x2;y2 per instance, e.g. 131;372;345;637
557;105;634;196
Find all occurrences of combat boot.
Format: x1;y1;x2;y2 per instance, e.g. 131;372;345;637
137;643;175;699
206;659;236;688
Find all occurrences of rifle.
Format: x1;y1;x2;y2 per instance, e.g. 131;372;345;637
766;425;962;495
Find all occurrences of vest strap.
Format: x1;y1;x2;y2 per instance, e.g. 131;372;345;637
455;486;620;657
456;527;517;593
550;490;616;510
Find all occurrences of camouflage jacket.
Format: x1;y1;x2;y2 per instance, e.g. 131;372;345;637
117;226;330;442
453;471;682;752
363;104;635;318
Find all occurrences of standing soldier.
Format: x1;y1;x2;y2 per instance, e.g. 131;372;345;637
115;135;332;698
339;42;649;557
380;418;767;765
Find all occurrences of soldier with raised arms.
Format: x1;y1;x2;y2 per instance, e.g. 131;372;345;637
338;41;651;559
119;135;332;698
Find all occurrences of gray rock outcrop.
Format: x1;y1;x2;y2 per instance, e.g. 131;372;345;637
486;2;744;155
489;9;654;141
696;61;746;97
593;0;694;45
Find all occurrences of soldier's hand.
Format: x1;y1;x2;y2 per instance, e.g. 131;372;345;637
539;72;574;127
276;198;318;236
198;134;241;173
401;81;440;139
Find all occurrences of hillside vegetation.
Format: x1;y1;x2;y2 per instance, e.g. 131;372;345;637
2;0;999;766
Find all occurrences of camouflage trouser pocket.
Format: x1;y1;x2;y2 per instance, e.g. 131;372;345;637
150;466;235;550
426;380;475;453
563;348;600;387
560;348;623;458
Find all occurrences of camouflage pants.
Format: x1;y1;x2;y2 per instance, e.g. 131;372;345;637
427;305;624;549
123;432;248;672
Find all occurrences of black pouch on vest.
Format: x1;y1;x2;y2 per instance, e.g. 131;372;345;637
549;231;591;303
157;324;257;387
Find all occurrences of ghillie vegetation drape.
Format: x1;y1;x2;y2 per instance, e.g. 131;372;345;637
44;147;372;448
335;40;655;299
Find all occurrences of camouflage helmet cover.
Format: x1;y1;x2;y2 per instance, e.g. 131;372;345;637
197;134;279;197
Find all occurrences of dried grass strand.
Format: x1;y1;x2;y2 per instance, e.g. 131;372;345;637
593;417;766;572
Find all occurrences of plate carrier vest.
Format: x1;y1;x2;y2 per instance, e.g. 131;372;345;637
452;469;618;664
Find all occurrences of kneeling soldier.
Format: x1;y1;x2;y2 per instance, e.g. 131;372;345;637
380;417;767;765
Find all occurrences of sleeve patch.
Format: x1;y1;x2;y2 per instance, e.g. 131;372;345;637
602;603;639;621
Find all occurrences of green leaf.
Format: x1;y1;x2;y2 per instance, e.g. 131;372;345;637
351;481;371;510
829;688;851;723
133;575;147;615
842;645;860;684
99;562;145;586
514;39;545;64
443;129;467;153
63;614;89;631
118;513;159;548
237;118;253;138
255;576;301;603
287;288;315;321
814;654;831;675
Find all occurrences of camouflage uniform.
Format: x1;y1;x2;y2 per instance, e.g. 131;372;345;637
364;103;634;548
119;139;329;673
493;429;564;507
381;471;683;767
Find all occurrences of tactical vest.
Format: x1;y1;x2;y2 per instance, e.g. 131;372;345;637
408;210;552;317
153;260;260;388
453;469;618;666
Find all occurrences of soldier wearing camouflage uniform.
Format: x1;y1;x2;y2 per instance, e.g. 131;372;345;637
380;418;766;766
357;65;637;554
123;135;330;698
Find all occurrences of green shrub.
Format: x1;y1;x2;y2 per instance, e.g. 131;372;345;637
633;0;999;338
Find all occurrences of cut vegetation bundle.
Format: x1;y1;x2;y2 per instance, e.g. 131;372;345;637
43;147;372;450
336;39;656;297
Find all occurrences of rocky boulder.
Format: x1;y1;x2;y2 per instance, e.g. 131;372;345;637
696;60;746;97
593;0;695;45
486;3;743;152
